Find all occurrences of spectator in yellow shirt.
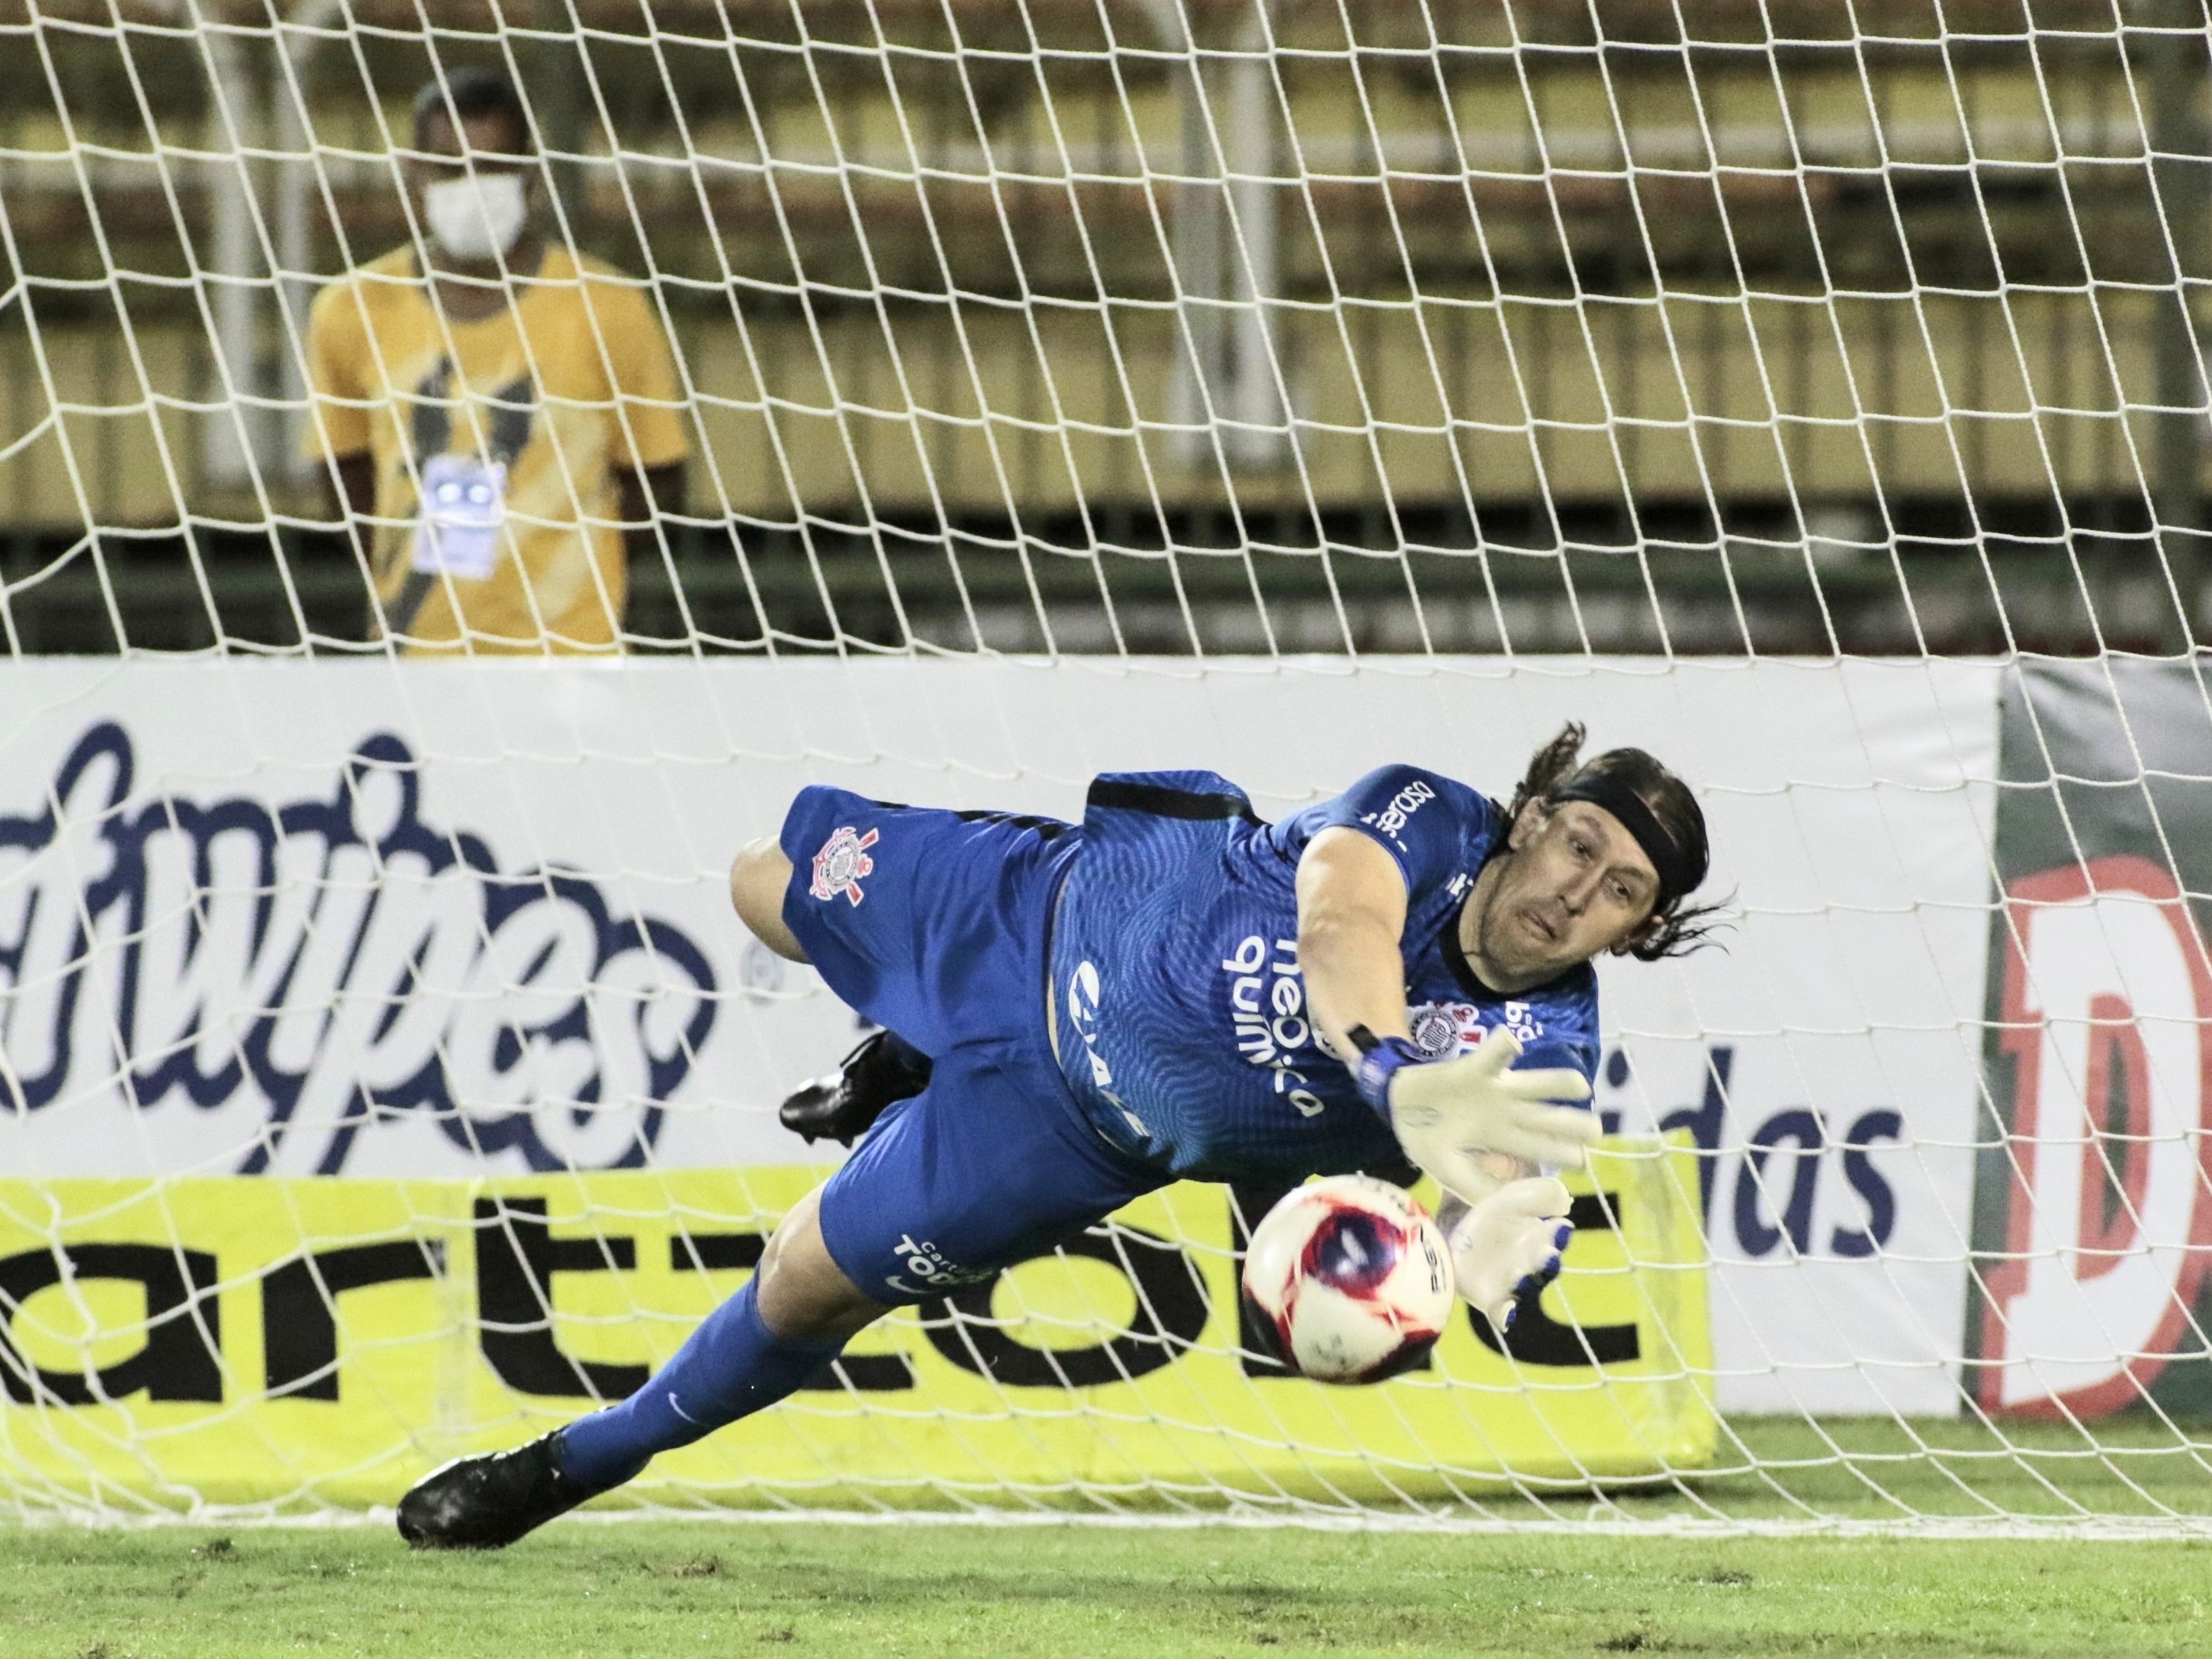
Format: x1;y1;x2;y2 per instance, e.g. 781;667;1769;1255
306;68;690;653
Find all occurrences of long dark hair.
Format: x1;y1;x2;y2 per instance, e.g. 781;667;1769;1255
1506;722;1729;960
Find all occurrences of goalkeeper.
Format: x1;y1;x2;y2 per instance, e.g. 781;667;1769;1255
400;725;1714;1547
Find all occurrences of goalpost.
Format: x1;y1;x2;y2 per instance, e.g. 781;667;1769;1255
3;0;2211;1533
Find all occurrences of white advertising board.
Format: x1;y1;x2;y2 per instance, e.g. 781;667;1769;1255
0;656;2001;1414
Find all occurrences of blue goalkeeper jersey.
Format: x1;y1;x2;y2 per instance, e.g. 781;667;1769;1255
1046;766;1601;1181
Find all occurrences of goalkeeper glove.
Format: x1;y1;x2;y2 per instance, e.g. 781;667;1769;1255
1441;1176;1576;1332
1351;1028;1597;1206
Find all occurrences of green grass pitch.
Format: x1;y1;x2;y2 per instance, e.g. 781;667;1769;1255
10;1422;2212;1657
6;1521;2210;1659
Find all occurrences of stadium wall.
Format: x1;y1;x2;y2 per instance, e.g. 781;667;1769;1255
2;299;2187;532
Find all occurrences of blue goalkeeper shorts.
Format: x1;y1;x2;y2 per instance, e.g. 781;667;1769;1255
777;786;1163;1305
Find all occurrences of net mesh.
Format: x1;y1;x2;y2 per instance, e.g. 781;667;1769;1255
3;0;2212;1533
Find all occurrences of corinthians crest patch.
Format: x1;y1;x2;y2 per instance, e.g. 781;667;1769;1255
1407;1001;1482;1059
809;825;879;906
1406;998;1546;1059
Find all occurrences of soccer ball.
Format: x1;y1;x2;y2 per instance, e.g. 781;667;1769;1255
1240;1175;1456;1384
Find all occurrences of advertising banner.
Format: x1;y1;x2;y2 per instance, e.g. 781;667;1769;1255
0;1147;1709;1508
1973;661;2212;1420
0;657;2002;1421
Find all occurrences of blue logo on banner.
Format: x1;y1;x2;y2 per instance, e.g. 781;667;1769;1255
0;722;717;1174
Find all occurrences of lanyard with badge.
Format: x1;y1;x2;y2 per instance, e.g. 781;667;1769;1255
410;359;533;581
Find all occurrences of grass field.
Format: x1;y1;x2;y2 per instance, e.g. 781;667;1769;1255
9;1421;2212;1658
7;1520;2212;1659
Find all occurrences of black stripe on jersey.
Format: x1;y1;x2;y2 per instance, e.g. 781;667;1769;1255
953;809;1072;841
1085;780;1260;824
866;801;1072;839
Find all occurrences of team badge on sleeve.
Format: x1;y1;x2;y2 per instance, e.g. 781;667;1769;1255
1407;1002;1473;1059
809;825;879;906
1406;999;1547;1059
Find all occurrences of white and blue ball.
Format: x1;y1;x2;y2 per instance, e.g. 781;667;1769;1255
1240;1175;1455;1384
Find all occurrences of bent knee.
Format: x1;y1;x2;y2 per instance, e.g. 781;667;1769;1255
730;836;807;961
756;1191;884;1343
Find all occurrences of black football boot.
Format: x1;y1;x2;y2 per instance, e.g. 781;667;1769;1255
396;1430;609;1550
778;1028;934;1147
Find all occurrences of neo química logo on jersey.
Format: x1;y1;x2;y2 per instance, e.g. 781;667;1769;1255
0;722;717;1175
1222;935;1324;1118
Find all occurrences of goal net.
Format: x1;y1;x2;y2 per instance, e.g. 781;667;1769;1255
2;0;2210;1534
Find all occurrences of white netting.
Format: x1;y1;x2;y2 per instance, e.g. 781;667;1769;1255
3;0;2212;1533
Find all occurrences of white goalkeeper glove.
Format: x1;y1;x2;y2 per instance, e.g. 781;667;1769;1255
1350;1027;1598;1207
1440;1176;1576;1332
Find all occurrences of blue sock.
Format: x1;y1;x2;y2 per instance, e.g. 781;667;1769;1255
558;1279;847;1489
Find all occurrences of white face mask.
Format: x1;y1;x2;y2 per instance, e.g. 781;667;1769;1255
422;171;529;263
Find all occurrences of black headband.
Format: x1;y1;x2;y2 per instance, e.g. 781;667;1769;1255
1549;773;1707;907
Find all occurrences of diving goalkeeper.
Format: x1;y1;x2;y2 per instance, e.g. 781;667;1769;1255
399;724;1714;1547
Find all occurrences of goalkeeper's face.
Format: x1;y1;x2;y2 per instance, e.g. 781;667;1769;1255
1470;800;1661;988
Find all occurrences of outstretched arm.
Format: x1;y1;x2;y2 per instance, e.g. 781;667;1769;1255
1296;825;1595;1204
1296;802;1589;1324
1294;824;1415;1059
